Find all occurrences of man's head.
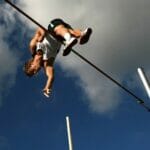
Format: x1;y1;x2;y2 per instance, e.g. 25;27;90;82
23;55;42;77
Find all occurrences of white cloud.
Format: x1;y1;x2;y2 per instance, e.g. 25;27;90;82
10;0;150;113
0;3;20;107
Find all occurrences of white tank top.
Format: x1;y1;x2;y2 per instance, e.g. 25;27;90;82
36;33;61;60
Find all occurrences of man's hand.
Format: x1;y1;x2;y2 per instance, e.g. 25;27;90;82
43;88;52;98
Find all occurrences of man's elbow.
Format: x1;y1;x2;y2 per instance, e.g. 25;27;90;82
29;41;36;55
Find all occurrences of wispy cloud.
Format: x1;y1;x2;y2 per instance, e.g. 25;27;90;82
0;3;20;107
6;0;150;113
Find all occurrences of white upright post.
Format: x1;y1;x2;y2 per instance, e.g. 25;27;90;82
66;116;73;150
137;67;150;98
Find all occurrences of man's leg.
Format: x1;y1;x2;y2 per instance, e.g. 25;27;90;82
80;28;92;44
62;37;78;56
68;28;92;44
54;25;78;56
63;28;92;56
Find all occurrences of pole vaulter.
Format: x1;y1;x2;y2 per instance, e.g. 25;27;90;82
4;0;150;111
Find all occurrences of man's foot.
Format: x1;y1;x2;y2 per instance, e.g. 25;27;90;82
63;37;78;56
80;28;92;45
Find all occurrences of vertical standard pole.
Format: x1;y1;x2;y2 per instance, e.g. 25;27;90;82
66;116;73;150
137;67;150;98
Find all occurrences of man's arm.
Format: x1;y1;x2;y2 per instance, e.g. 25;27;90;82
44;66;54;90
43;58;55;97
36;27;46;42
29;27;46;56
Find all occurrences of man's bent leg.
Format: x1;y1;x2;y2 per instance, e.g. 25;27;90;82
62;37;78;56
80;28;92;44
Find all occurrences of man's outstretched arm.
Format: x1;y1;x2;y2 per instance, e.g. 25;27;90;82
43;58;55;97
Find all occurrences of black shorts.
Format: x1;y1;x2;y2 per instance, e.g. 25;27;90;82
48;18;72;32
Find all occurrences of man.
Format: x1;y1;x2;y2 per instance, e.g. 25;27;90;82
24;27;61;97
48;18;92;56
24;19;92;97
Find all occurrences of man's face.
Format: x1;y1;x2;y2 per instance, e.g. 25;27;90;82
30;62;41;75
29;57;42;75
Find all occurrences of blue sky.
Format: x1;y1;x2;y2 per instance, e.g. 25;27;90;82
0;0;150;150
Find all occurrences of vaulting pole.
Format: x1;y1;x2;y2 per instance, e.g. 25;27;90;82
137;67;150;99
66;116;74;150
5;0;150;111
